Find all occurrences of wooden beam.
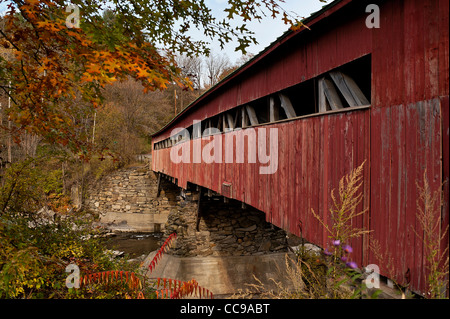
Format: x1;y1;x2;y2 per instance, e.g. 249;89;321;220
156;173;162;197
269;97;280;122
193;120;201;139
222;114;227;132
206;119;212;135
278;94;296;118
226;113;234;130
217;115;222;132
245;105;259;126
241;107;249;127
318;78;327;112
329;71;370;106
319;77;344;111
196;188;202;231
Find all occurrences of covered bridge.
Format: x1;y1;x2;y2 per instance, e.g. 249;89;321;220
151;0;449;295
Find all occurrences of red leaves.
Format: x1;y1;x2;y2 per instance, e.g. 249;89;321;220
146;233;214;299
154;278;214;300
79;270;142;290
76;232;213;299
147;233;177;275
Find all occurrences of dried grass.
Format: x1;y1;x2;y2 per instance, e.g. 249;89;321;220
311;161;371;245
413;171;449;298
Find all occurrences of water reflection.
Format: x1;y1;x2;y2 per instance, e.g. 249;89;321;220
104;232;162;259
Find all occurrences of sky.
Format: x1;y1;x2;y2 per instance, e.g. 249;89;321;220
204;0;329;64
0;0;330;64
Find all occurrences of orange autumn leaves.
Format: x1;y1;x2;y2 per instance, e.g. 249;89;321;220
1;0;304;154
1;0;188;153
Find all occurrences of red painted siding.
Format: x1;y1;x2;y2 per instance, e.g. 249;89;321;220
154;109;371;265
152;1;373;143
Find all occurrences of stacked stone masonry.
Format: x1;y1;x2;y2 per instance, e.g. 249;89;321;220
163;195;289;257
86;164;289;256
86;165;178;232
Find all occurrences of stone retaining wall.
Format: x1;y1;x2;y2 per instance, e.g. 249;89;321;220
86;164;289;256
86;165;177;232
163;194;289;257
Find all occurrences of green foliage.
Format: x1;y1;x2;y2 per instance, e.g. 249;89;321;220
0;157;62;214
0;160;205;299
0;208;140;298
0;154;142;298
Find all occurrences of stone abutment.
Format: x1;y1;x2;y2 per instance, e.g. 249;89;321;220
87;164;296;297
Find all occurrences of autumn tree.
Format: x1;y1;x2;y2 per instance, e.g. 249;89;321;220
96;78;173;161
0;0;310;157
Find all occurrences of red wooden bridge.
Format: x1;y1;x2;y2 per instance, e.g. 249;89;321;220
151;0;449;295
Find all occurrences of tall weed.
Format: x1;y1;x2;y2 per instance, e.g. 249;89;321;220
413;171;449;298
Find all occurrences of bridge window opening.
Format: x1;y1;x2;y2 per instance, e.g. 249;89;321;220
269;95;285;122
337;54;371;104
222;111;236;132
153;55;371;150
249;97;270;124
283;79;316;117
317;55;371;111
202;118;214;136
187;125;194;140
215;115;223;132
232;109;242;130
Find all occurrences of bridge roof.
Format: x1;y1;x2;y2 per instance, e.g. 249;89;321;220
151;0;350;138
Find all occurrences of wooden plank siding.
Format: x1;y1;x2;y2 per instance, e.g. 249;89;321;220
151;0;449;295
153;109;371;265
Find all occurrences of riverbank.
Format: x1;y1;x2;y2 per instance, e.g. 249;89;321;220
103;231;163;259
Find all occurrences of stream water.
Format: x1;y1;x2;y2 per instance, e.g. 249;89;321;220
104;232;162;259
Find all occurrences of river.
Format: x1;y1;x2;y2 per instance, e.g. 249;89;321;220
104;232;162;259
